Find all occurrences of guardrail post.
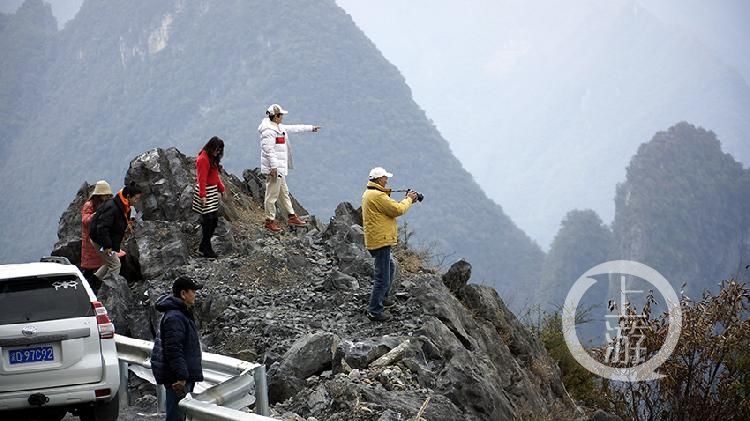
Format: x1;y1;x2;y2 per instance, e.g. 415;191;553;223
254;365;269;416
119;360;129;408
156;384;167;413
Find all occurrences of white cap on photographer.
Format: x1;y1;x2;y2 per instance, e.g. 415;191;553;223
369;167;393;180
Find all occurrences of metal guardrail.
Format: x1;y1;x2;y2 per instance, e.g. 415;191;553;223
115;334;274;420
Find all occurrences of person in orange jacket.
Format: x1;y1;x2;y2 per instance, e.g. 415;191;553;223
81;180;113;292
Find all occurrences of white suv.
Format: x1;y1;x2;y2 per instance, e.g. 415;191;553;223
0;258;120;421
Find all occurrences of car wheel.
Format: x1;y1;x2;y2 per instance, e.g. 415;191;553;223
0;408;67;421
78;393;119;421
35;407;67;421
93;393;119;421
77;406;95;421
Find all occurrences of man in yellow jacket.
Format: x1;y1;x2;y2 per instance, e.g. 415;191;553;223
362;167;419;321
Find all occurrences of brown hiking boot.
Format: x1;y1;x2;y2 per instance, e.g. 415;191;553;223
264;219;282;233
287;214;307;227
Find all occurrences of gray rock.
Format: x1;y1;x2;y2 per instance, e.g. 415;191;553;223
306;384;330;414
235;348;257;361
97;274;134;336
410;274;573;419
323;375;465;421
334;336;402;370
127;282;160;340
126;221;190;280
328;271;359;291
441;259;471;296
335;243;374;276
211;218;235;256
268;332;340;403
125;148;196;222
346;224;365;248
287;254;309;272
51;182;91;266
333;202;363;227
322;202;363;247
242;168;308;218
377;409;403;421
589;410;623;421
279;412;306;421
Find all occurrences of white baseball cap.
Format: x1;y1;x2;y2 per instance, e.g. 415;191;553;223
266;104;288;116
369;167;393;179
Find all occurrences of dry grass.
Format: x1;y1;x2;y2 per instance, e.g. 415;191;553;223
530;357;554;386
394;247;437;274
228;198;267;235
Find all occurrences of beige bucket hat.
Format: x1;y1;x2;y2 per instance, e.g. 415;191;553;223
90;180;113;197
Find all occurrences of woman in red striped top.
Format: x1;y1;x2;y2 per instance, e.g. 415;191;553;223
192;136;226;258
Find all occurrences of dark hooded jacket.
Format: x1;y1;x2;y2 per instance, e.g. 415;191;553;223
89;194;128;251
150;295;203;385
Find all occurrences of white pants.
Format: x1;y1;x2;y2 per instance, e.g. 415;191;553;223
264;175;294;220
91;240;121;279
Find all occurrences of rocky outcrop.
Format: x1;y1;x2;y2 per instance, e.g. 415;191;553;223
442;258;472;296
52;148;578;420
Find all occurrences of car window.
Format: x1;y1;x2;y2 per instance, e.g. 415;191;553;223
0;275;94;324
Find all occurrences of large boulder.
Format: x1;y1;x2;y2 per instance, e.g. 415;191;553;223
125;221;192;280
334;242;373;277
97;274;135;336
124;148;196;222
322;202;364;249
268;332;340;403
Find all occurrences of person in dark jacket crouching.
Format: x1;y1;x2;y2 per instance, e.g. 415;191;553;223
89;181;142;280
151;276;204;421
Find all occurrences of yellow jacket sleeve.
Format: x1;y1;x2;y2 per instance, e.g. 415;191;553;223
376;194;414;218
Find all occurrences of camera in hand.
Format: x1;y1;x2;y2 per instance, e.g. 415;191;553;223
406;189;424;202
393;188;424;202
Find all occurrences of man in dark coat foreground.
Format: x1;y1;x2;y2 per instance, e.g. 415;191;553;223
151;276;204;421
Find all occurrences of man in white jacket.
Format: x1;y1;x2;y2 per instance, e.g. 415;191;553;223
258;103;320;232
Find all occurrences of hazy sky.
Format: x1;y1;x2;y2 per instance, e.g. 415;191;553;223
0;0;81;27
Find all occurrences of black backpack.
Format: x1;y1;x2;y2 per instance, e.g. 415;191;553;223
88;208;101;245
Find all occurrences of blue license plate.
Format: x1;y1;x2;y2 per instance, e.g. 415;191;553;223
8;346;54;364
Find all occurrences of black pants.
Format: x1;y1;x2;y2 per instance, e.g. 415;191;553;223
81;268;102;293
200;212;218;252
